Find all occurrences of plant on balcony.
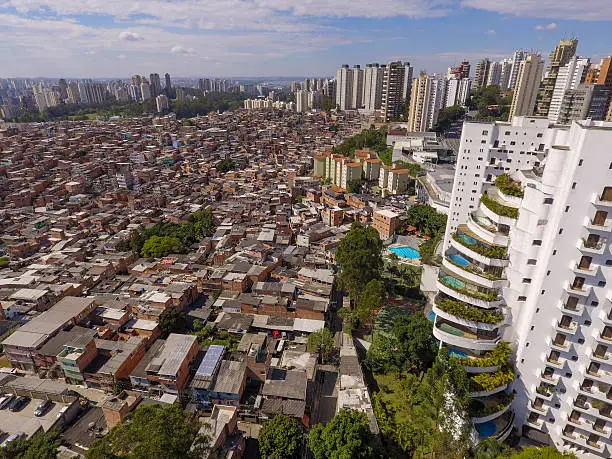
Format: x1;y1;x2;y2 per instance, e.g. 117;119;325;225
480;193;519;219
436;297;504;324
536;385;553;396
445;255;504;280
450;341;511;368
439;274;499;302
469;393;515;418
470;369;515;392
495;174;524;198
452;233;508;259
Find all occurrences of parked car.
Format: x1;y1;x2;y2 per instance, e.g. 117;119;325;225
34;399;53;417
1;432;25;448
8;396;29;412
0;395;15;410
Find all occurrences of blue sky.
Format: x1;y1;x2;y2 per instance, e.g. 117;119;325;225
0;0;611;78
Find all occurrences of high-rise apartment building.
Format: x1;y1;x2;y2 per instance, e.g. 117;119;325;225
150;73;161;97
335;65;353;111
595;57;612;121
548;56;590;123
487;61;502;87
445;78;471;108
509;50;526;90
509;54;545;121
296;89;309;113
557;84;610;124
436;116;612;457
381;61;412;121
155;94;169;113
536;38;579;117
448;61;471;79
499;59;513;91
473;58;491;92
165;73;172;90
407;73;439;132
363;64;384;112
140;81;152;101
351;65;364;110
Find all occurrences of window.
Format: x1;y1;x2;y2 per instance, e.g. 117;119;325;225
553;250;557;255
558;229;563;235
482;130;488;135
523;278;532;284
584;320;591;326
533;240;542;246
537;133;543;138
598;280;607;287
578;338;584;344
565;206;570;212
591;301;599;306
527;259;537;265
530;326;534;331
518;296;527;301
606;260;612;266
544;198;553;204
547;270;551;276
579;159;583;166
505;131;510;135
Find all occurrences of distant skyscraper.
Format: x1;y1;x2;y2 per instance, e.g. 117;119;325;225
508;50;526;90
150;73;161;97
445;78;471;107
155;94;169;113
407;73;432;132
363;64;384;112
498;59;513;91
473;58;490;91
335;65;353;111
557;84;609;123
509;54;545;120
382;61;411;120
486;61;502;87
351;65;364;110
548;56;590;123
536;38;579;116
595;57;612;120
296;89;309;113
140;81;152;101
165;73;172;90
448;61;470;79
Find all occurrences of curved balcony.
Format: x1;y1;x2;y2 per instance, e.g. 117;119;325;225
434;319;500;351
436;279;502;310
470;393;514;424
451;226;509;267
480;194;518;227
443;254;508;290
433;295;505;330
470;383;509;398
437;270;502;307
474;410;515;442
495;187;522;208
467;212;509;247
432;304;503;332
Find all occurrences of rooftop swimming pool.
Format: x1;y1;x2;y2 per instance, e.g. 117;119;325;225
474;421;497;437
389;246;420;260
449;254;470;267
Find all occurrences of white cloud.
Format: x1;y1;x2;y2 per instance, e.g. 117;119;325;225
170;45;196;56
487;28;496;34
119;31;143;41
461;0;612;21
535;22;557;30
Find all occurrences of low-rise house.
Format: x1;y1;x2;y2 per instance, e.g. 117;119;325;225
261;368;308;424
143;333;199;394
209;360;247;407
190;345;225;405
237;333;270;382
56;329;98;384
84;337;146;392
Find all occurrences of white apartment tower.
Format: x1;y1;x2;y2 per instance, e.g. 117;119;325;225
351;65;364;110
509;50;527;90
509;54;545;121
335;65;353;111
548;56;591;123
363;64;384;112
487;61;502;87
437;116;612;457
296;90;309;113
445;78;472;108
407;73;433;132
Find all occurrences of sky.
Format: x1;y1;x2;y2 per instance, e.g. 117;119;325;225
1;0;611;79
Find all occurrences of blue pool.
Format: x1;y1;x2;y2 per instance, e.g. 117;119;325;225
442;275;465;289
450;254;470;267
475;421;497;437
389;246;420;259
448;349;468;359
459;233;478;246
428;311;436;322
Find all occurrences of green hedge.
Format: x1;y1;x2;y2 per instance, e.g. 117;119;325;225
495;174;524;198
480;193;519;219
470;369;515;392
435;297;504;324
439;274;499;302
452;233;508;259
469;393;515;417
450;341;511;368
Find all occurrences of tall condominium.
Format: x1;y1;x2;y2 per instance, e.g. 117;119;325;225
595;57;612;121
164;73;172;90
382;61;412;121
558;84;610;124
448;61;471;79
548;56;591;123
536;38;579;117
363;64;384;112
407;73;445;132
499;59;513;91
351;65;364;110
487;61;502;87
473;58;491;92
335;65;353;111
155;94;169;113
436;116;612;457
296;89;309;113
445;78;471;108
509;54;545;121
149;73;161;98
509;50;526;90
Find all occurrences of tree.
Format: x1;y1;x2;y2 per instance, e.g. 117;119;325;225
0;431;61;459
433;105;466;133
307;328;334;362
258;414;304;459
335;221;383;303
509;446;577;459
405;205;447;235
357;279;385;326
309;410;382;459
141;235;182;258
393;314;438;372
158;307;187;338
216;157;236;173
87;404;209;459
473;438;514;459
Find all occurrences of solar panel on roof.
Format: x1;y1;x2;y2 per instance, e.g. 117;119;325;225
195;345;225;377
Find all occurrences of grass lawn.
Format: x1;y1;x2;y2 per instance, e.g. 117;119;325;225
0;355;12;368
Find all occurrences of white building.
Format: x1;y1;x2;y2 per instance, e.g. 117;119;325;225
436;116;612;457
548;56;590;123
335;65;353;111
445;78;471;108
363;63;384;112
156;94;169;113
509;54;545;121
509;50;526;90
487;61;502;87
296;89;309;113
351;65;364;110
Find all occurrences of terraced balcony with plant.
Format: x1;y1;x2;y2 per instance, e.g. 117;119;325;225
470;368;516;393
469;392;515;418
445;251;505;281
480;193;519;219
438;270;499;302
452;228;508;260
435;295;504;325
495;174;524;198
435;318;500;342
449;342;512;369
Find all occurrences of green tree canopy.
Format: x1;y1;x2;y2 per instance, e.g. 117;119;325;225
433;105;466;133
405;205;447;235
331;126;388;158
86;404;209;459
158;307;187;338
258;414;304;459
473;438;514;459
141;235;182;258
509;446;577;459
309;410;383;459
335;221;383;302
357;279;385;325
306;328;335;362
0;431;61;459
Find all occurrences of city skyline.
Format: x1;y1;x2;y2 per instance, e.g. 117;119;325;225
1;0;611;78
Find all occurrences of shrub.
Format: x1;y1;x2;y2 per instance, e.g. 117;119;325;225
495;174;524;198
450;342;511;368
470;369;515;392
480;194;519;219
435;297;504;324
452;233;507;259
438;274;498;301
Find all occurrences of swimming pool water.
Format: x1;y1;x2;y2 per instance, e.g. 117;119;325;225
448;349;468;359
450;254;470;267
428;311;436;322
389;246;420;259
459;233;478;246
442;275;465;289
475;421;497;437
